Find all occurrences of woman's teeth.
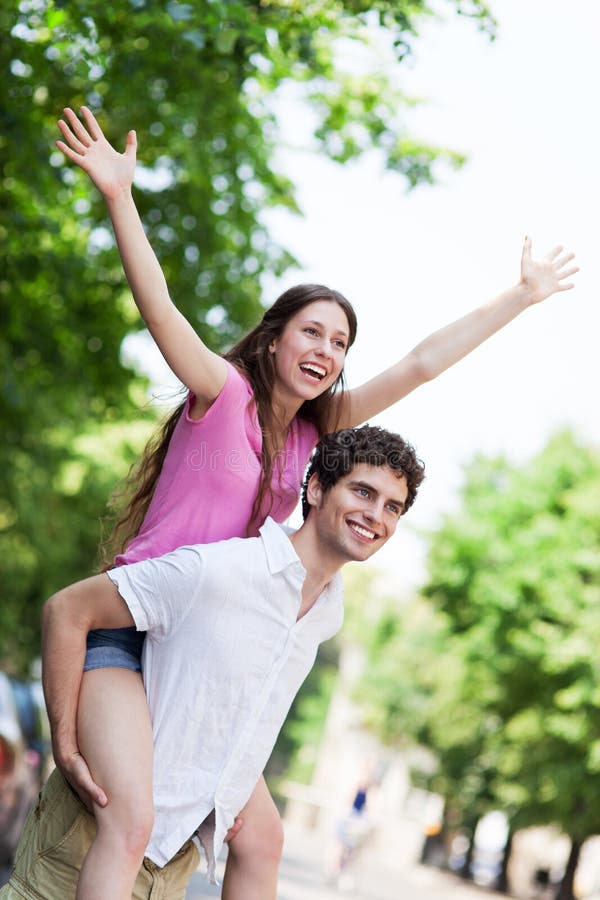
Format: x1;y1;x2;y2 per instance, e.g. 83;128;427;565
300;363;326;380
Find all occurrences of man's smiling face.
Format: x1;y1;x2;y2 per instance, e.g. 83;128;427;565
307;462;408;564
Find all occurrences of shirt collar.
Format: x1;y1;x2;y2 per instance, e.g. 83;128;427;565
259;517;304;576
258;518;345;604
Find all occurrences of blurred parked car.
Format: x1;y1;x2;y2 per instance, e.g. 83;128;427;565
0;672;50;867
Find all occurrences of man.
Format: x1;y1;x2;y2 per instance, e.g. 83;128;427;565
1;425;424;899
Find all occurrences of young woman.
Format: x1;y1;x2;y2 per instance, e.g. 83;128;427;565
53;106;577;900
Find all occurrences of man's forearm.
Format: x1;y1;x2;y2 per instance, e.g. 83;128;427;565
41;590;89;766
40;574;134;806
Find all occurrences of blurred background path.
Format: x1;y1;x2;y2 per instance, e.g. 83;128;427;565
185;822;496;900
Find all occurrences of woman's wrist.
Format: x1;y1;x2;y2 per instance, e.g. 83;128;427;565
104;183;135;210
511;280;535;310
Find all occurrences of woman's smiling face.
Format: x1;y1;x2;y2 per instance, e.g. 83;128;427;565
269;299;351;404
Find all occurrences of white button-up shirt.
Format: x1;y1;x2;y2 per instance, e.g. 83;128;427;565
107;517;344;875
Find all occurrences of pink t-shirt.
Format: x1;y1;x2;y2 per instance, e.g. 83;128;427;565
115;362;319;565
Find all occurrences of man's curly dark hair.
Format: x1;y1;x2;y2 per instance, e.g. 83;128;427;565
301;425;425;519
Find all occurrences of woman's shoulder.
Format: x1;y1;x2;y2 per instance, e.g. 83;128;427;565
225;360;254;397
181;361;253;427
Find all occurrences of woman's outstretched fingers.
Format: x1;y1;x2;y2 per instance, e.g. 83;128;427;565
55;140;76;163
80;105;104;141
555;252;579;288
555;252;575;270
557;272;579;290
57;117;86;155
125;129;137;159
63;107;92;146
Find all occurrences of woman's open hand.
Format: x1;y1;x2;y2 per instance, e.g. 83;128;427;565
57;106;136;201
520;236;579;305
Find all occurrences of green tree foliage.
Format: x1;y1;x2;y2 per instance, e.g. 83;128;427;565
1;0;493;670
355;432;600;897
426;434;600;828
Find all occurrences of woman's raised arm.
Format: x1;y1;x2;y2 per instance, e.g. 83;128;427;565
338;237;578;429
57;107;227;405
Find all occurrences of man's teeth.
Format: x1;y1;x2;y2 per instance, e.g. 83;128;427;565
300;363;327;379
350;523;376;540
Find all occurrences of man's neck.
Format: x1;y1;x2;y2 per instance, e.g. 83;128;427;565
289;525;342;619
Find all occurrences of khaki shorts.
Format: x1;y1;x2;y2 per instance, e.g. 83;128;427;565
0;768;200;900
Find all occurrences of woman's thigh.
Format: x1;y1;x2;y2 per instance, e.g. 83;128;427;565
78;668;153;823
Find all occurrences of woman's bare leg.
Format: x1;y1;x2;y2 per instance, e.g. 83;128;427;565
76;668;154;900
222;776;284;900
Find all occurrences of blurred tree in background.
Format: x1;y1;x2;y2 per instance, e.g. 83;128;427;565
354;431;600;898
2;0;493;672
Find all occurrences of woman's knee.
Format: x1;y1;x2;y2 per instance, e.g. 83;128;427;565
122;809;154;860
95;800;154;861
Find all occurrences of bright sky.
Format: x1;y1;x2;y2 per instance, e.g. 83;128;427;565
133;0;599;586
261;0;600;582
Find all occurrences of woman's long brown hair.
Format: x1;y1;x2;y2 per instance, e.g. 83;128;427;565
99;285;357;567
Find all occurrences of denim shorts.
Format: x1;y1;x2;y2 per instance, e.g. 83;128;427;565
84;627;145;673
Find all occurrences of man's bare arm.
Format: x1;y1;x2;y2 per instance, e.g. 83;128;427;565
41;573;134;808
